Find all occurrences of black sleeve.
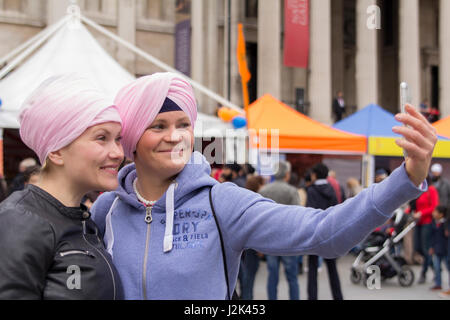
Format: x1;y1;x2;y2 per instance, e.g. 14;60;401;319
0;208;55;299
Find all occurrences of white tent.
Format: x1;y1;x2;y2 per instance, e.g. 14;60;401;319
0;22;135;128
0;9;244;177
0;15;235;134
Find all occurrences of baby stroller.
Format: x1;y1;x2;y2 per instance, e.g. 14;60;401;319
350;208;416;287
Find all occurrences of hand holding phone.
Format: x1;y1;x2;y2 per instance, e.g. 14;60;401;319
400;82;411;158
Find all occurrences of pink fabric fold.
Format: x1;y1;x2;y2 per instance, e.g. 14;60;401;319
114;72;197;159
19;74;122;165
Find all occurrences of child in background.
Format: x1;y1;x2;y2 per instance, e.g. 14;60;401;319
429;205;449;291
439;208;450;298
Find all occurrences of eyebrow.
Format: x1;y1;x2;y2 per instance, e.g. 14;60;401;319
92;128;121;136
152;117;191;124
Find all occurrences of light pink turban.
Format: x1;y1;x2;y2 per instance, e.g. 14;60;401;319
114;72;198;160
19;74;122;165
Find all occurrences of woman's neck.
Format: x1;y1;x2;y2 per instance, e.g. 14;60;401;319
135;175;173;202
36;174;85;208
135;169;175;202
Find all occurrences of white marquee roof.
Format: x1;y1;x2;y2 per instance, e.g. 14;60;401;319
0;19;233;136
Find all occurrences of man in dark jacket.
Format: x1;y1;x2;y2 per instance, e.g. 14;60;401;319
332;91;345;123
306;163;343;300
259;161;301;300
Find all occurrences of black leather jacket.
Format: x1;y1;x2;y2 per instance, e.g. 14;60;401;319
0;185;123;300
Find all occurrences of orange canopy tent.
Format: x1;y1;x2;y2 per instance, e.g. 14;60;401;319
246;94;367;154
433;116;450;139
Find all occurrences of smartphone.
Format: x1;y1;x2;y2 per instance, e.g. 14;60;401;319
400;82;411;115
399;82;411;158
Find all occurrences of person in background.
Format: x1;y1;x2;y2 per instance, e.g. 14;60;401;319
375;168;389;183
82;191;101;210
420;99;430;120
0;173;8;203
439;218;450;298
428;205;448;291
327;170;346;204
8;157;37;195
346;178;363;199
410;176;440;284
259;161;301;300
332;91;345;123
306;163;343;300
239;175;266;300
23;165;41;186
289;171;307;207
428;107;440;123
211;166;223;182
430;163;450;217
220;163;246;187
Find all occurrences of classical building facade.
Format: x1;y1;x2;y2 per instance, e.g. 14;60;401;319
0;0;449;124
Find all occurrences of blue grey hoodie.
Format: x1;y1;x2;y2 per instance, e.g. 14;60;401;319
91;152;425;300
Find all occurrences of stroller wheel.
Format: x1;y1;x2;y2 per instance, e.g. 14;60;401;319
350;268;362;284
398;266;415;287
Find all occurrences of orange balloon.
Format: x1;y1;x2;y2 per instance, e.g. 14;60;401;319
218;107;234;122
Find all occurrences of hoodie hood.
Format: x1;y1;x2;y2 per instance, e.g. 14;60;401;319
113;151;218;252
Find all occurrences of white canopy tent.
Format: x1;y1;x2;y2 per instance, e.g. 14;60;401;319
0;18;235;133
0;7;243;175
0;22;135;128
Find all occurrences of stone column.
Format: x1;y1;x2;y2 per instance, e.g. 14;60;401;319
332;0;344;102
24;0;44;21
356;0;379;109
117;0;136;74
440;0;450;117
47;0;71;25
101;0;117;17
257;0;281;100
191;0;206;111
308;0;333;124
163;0;175;22
223;0;240;105
399;0;421;109
206;0;219;114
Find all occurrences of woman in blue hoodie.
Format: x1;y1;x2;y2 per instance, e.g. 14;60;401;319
91;72;437;300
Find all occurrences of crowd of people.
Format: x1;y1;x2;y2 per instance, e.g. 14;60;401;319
420;100;441;124
210;161;449;300
0;72;440;300
4;154;447;300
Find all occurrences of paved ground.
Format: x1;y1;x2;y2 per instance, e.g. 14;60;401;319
248;254;449;300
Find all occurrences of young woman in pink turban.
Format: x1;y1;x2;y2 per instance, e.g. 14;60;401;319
91;72;437;300
0;74;124;299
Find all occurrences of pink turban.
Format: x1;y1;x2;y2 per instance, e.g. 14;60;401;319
114;72;198;160
19;74;122;165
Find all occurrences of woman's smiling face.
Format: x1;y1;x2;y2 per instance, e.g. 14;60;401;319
134;111;194;179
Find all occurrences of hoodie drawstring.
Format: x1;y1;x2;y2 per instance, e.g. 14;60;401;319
104;196;120;258
163;181;177;253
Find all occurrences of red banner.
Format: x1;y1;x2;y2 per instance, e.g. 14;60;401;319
284;0;309;68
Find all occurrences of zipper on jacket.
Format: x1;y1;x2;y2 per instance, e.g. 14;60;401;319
142;206;152;300
59;250;95;258
81;220;117;300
